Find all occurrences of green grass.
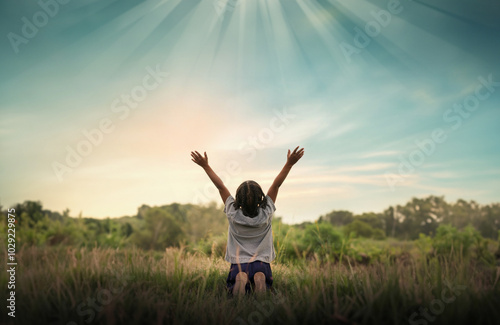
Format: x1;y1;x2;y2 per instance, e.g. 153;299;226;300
1;246;499;325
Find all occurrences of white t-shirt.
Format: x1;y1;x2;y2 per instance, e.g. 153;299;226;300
223;195;276;264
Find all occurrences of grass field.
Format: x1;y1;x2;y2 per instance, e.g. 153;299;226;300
1;245;500;325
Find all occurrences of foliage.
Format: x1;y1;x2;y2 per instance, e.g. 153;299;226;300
356;212;385;230
272;217;300;262
318;210;353;226
194;233;227;258
2;196;500;265
300;222;345;259
415;233;433;256
431;224;479;256
343;219;386;240
131;207;185;250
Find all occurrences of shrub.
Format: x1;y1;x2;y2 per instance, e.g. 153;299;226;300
131;208;185;250
273;220;300;262
432;224;480;256
343;220;386;239
300;222;345;259
194;234;227;258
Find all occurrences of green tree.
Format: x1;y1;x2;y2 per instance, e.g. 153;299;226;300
445;199;480;229
343;220;385;239
475;203;500;238
120;222;133;237
432;224;480;256
320;210;353;227
132;208;185;250
301;222;344;258
356;212;385;230
185;202;226;242
13;201;44;227
398;196;445;239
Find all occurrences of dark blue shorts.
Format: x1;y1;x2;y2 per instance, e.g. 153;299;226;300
226;261;273;294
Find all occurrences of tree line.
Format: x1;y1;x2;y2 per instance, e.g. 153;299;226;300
1;196;499;252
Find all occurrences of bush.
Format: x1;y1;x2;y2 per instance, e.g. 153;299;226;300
432;224;480;256
343;220;386;240
194;234;227;258
131;208;185;250
300;222;345;259
415;233;433;256
273;219;300;262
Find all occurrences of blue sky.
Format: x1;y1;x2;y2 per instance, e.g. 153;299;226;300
1;0;499;223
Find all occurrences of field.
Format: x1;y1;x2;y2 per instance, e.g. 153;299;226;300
1;245;499;325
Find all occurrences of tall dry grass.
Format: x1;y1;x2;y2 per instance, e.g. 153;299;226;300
0;246;499;325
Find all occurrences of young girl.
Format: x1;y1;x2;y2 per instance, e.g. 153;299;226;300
191;146;304;295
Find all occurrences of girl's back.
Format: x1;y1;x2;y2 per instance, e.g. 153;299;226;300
224;191;276;264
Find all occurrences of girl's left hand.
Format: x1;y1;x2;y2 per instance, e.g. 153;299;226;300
191;151;209;168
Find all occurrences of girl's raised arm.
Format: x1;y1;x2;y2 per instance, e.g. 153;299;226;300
191;151;231;204
267;146;304;203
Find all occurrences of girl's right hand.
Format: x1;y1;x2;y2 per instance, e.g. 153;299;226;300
286;146;304;166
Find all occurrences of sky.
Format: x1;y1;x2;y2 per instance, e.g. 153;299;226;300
1;0;499;224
